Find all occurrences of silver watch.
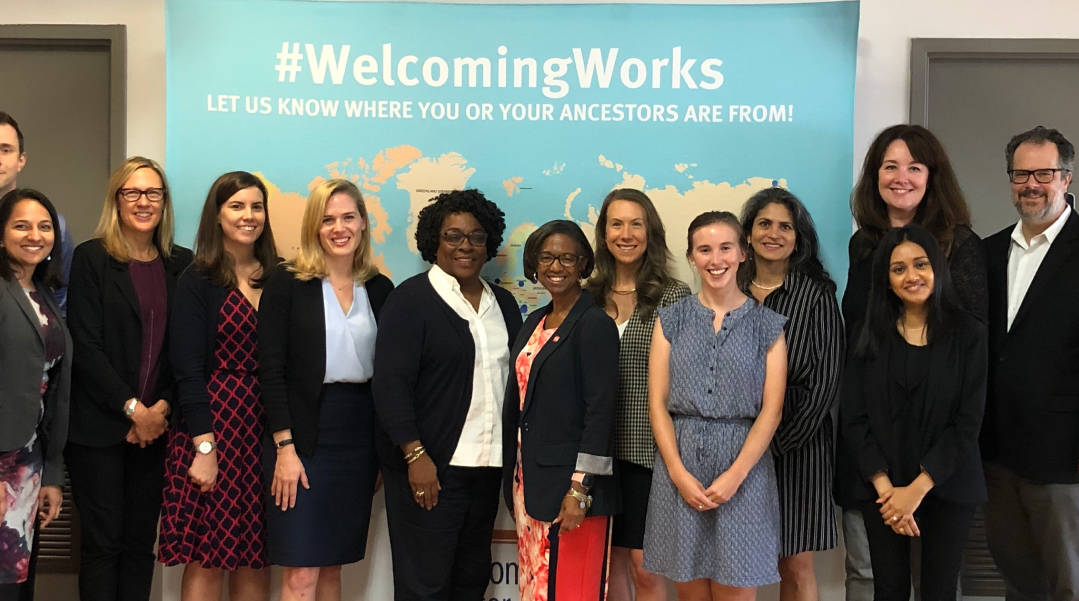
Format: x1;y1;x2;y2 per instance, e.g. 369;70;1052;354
195;440;216;455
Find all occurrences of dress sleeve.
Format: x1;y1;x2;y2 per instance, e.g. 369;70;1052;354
758;307;787;353
658;299;683;342
948;227;988;324
773;289;845;454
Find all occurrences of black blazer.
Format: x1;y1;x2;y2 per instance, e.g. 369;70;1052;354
840;314;988;505
0;277;72;486
258;264;393;458
502;290;620;522
67;238;193;447
372;272;523;473
983;210;1079;484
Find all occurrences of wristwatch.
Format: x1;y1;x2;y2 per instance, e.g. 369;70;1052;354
195;440;216;455
124;399;138;418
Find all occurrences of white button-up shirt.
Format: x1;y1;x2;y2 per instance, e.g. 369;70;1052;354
1007;207;1073;331
428;265;510;467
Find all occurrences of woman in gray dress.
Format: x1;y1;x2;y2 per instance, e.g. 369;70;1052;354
643;211;787;601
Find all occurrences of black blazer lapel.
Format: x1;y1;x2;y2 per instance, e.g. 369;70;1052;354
520;291;592;418
985;231;1010;340
1009;211;1079;332
109;257;141;318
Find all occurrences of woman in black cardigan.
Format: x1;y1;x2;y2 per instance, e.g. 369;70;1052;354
66;157;193;601
840;225;986;601
158;171;279;599
504;220;619;601
373;189;521;601
0;189;70;600
258;179;392;601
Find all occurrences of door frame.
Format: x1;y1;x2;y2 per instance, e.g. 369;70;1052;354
0;24;126;169
910;37;1079;126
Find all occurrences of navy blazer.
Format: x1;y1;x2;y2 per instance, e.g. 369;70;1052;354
502;290;621;522
373;271;523;474
67;238;193;447
0;276;72;486
258;264;393;458
983;209;1079;484
840;314;987;505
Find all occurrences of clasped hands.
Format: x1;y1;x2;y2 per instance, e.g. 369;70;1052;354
672;465;744;512
124;399;170;447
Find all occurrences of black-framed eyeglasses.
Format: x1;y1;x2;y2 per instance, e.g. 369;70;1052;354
117;187;166;203
537;253;581;267
441;229;488;247
1007;168;1071;184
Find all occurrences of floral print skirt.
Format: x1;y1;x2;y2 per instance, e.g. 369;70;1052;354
0;440;43;584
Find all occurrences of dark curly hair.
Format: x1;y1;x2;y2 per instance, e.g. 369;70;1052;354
415;189;506;264
522;220;595;282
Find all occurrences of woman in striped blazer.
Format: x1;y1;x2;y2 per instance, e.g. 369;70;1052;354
739;188;845;601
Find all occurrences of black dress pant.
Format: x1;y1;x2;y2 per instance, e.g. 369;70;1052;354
861;496;975;601
383;465;502;601
65;440;165;601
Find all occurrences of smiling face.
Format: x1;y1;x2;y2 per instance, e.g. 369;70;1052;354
604;199;648;267
118;167;165;239
878;139;929;226
888;240;934;308
218;185;266;250
748;201;796;268
318;191;364;259
435;212;487;284
689;222;745;292
535;232;584;297
4;199;55;277
1010;141;1073;227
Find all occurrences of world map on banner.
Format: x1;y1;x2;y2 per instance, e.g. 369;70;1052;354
260;147;786;313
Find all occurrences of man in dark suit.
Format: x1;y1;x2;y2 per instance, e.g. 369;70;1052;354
983;125;1079;601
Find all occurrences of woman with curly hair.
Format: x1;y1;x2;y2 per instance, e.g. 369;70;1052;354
585;189;688;601
373;189;522;600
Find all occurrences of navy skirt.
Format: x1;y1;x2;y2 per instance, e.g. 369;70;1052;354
264;382;378;567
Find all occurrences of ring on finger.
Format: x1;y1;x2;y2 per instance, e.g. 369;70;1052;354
415;490;425;497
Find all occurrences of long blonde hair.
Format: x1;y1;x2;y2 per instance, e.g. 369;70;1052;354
95;156;175;261
289;179;377;282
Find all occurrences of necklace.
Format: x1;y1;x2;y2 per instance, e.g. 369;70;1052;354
611;287;637;295
900;317;927;343
751;279;782;290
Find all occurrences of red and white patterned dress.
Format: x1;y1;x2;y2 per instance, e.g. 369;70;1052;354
513;317;610;601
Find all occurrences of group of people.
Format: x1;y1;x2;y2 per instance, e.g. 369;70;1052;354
0;104;1074;601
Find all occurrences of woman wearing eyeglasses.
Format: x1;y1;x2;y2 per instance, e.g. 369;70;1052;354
503;220;619;601
66;157;193;601
373;189;522;601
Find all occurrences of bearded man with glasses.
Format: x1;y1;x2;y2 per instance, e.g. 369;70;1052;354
983;125;1079;601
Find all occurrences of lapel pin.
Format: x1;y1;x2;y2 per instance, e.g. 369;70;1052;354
553;335;560;342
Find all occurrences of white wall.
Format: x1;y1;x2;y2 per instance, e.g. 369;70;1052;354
7;1;1079;600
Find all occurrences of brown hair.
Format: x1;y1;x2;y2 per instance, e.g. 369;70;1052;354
851;124;970;254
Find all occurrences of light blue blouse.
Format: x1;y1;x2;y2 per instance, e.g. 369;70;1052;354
322;279;376;383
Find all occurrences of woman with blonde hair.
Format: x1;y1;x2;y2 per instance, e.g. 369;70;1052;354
67;156;193;601
258;179;392;600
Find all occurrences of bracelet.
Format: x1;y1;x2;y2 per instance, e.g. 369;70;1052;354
275;438;294;449
405;445;427;465
566;487;592;510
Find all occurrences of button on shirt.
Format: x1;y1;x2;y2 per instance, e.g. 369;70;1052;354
1007;207;1073;331
428;265;510;467
322;279;377;383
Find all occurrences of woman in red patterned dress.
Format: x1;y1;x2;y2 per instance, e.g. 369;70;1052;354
503;220;620;601
158;171;278;600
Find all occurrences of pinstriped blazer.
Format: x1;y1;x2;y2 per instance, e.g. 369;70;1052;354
613;279;690;468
